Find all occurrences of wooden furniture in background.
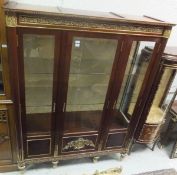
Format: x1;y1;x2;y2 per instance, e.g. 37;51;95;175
160;98;177;158
0;0;18;172
134;47;177;146
169;100;177;158
0;1;175;171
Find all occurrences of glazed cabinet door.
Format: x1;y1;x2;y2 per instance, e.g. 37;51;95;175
137;60;177;143
57;32;121;154
18;29;59;158
103;38;161;149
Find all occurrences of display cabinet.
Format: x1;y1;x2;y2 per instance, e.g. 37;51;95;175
0;0;18;172
153;47;177;158
135;47;177;144
168;99;177;158
2;1;175;171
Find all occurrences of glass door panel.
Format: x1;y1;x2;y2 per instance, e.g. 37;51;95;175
0;55;4;94
23;34;55;135
146;69;177;124
64;37;118;134
110;41;156;130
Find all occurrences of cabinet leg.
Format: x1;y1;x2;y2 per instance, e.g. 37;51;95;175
18;162;26;174
120;153;127;161
157;142;164;149
52;160;59;168
92;156;99;163
127;139;134;155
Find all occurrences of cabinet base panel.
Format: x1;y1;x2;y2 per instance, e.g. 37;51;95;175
0;164;18;172
25;148;127;165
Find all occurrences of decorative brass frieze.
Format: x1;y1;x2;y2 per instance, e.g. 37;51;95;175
163;29;171;38
63;137;95;150
18;14;164;35
6;13;17;27
0;110;7;122
0;134;9;144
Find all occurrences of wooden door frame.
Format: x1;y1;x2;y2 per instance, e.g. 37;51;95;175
100;35;166;149
56;30;124;153
15;27;61;158
127;37;168;141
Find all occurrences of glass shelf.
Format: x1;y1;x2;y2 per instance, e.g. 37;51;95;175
63;111;102;135
65;36;118;133
23;34;55;135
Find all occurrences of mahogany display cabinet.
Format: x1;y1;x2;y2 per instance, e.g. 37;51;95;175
0;1;175;171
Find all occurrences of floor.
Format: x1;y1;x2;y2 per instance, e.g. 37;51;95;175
2;143;177;175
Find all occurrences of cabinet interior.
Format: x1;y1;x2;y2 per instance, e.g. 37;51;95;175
146;68;177;124
0;56;4;94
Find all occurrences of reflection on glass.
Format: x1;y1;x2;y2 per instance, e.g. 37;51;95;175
117;42;155;118
65;37;118;133
67;37;118;111
23;34;55;114
0;56;4;94
146;69;177;124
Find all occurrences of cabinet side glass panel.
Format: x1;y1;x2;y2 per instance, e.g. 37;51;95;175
146;69;177;124
110;42;155;130
23;34;55;135
65;37;118;134
0;55;4;94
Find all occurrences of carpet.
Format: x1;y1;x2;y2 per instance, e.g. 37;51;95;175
133;168;177;175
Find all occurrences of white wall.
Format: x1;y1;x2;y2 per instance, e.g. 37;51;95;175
11;0;177;46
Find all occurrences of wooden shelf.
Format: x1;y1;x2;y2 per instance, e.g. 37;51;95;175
63;111;102;135
109;111;129;131
26;113;51;137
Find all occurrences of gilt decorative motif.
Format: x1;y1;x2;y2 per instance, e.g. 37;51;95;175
0;110;7;123
6;13;17;27
18;15;163;35
63;137;95;150
163;29;171;38
93;167;122;175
